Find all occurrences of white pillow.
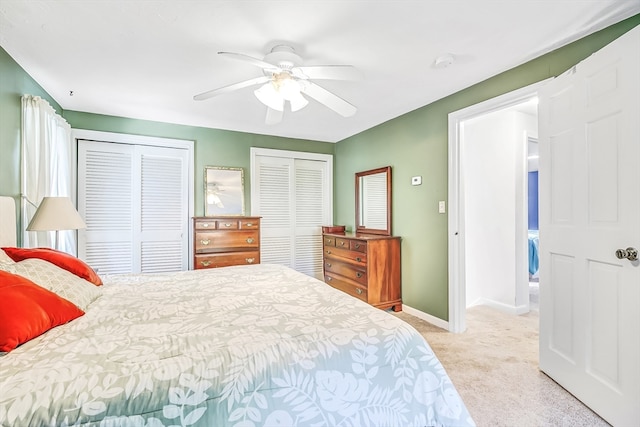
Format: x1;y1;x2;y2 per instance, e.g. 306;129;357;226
0;249;15;266
3;258;102;311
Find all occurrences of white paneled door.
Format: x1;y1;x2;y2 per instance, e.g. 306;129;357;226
538;26;639;426
251;148;332;279
78;139;189;274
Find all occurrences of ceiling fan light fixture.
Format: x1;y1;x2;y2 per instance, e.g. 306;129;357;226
289;92;309;112
254;83;284;111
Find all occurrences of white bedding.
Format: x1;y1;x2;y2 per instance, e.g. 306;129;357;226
1;263;474;426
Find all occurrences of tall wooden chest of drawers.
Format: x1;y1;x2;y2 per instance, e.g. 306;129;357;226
193;216;260;269
322;232;402;311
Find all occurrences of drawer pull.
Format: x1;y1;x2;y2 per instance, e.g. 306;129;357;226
326;250;331;254
224;223;232;227
200;239;210;245
327;276;333;282
356;257;362;262
246;258;255;264
356;272;363;278
326;263;331;268
356;288;363;295
246;222;253;227
200;260;211;267
202;223;210;228
246;237;255;244
354;243;360;249
340;241;345;246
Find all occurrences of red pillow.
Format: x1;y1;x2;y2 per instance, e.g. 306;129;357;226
0;271;84;352
1;247;102;286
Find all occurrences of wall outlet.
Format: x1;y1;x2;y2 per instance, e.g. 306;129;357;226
438;200;446;213
411;176;422;186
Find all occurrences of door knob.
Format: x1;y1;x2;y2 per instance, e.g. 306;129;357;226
615;247;638;261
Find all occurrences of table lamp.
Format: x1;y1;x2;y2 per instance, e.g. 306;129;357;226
26;196;86;250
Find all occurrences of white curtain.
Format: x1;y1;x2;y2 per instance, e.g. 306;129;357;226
21;95;74;253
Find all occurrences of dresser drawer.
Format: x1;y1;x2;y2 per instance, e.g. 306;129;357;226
324;246;367;265
335;237;351;249
216;220;239;230
324;260;367;285
195;251;260;269
323;236;336;246
195;230;259;252
239;218;259;229
325;273;368;302
350;240;366;253
194;219;217;230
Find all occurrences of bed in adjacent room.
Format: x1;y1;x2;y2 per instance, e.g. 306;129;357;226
0;196;474;427
528;230;539;277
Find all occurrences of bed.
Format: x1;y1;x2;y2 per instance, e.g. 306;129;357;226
528;230;539;277
0;197;475;427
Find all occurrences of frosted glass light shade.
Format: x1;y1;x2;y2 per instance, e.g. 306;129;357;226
27;197;86;231
254;83;284;111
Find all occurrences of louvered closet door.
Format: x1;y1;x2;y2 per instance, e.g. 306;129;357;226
78;140;189;274
254;153;330;279
255;155;294;267
78;141;134;274
294;159;328;278
138;145;188;273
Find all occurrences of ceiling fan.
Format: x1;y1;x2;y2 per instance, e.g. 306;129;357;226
194;45;361;124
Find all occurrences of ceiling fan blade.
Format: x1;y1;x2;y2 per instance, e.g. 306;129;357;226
218;51;280;71
293;65;362;81
193;76;271;101
302;82;357;117
265;107;283;125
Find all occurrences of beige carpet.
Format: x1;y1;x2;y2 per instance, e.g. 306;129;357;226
394;306;610;427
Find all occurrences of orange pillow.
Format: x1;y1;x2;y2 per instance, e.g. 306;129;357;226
0;271;84;352
2;247;102;286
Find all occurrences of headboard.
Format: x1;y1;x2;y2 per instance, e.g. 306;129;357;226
0;196;17;247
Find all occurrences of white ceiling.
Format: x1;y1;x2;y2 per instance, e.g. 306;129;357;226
1;1;638;143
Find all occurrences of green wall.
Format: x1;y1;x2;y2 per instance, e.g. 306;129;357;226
62;111;334;216
334;15;640;320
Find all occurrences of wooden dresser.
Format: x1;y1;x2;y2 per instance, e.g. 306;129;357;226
193;216;260;269
322;232;401;311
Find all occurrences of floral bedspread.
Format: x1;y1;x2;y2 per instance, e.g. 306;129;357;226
0;264;475;427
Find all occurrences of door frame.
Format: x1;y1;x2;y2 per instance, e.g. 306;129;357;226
447;80;550;333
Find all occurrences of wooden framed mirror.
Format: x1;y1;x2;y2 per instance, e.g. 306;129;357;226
355;166;391;235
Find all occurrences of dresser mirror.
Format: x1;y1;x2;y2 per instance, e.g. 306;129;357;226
355;166;391;235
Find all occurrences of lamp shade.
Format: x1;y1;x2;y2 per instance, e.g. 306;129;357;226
27;197;86;231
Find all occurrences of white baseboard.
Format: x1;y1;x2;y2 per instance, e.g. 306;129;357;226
468;298;530;315
402;304;449;330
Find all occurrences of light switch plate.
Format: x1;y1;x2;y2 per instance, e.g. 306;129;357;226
411;176;422;186
438;201;446;213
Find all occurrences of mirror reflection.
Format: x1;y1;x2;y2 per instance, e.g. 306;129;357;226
356;166;391;235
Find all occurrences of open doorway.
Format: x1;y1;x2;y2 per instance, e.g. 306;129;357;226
447;80;549;333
